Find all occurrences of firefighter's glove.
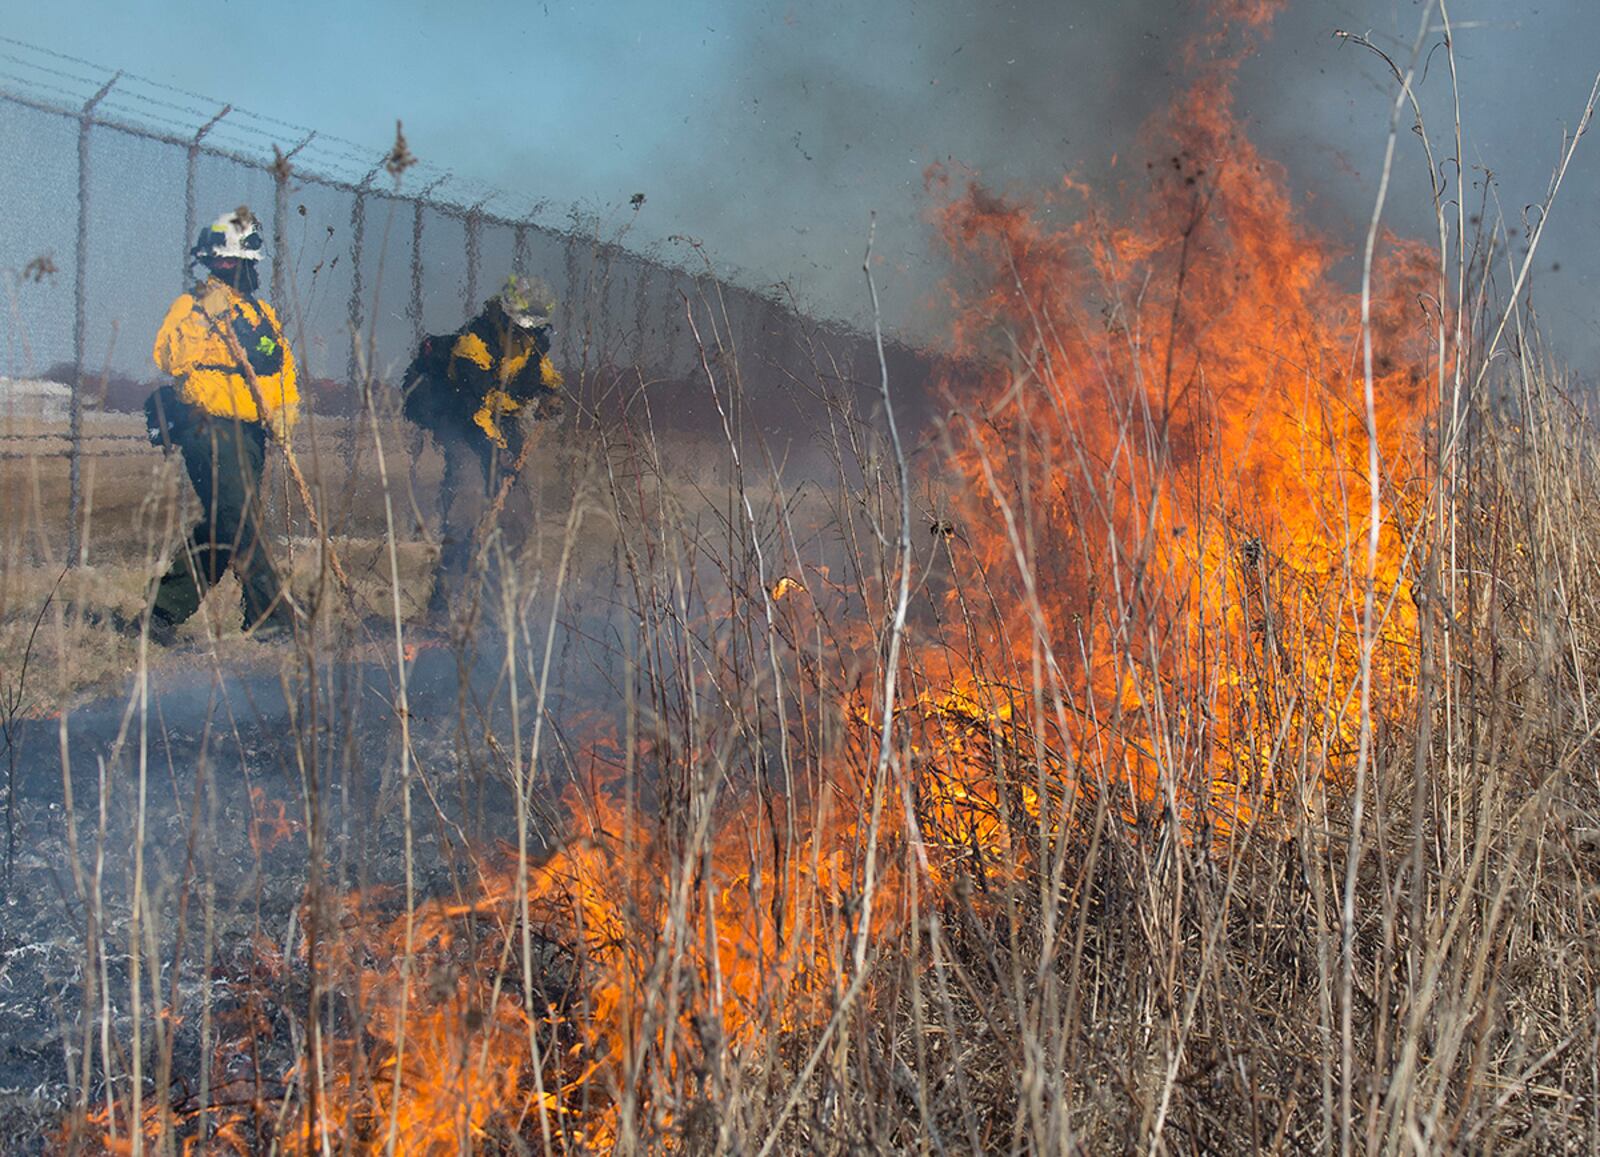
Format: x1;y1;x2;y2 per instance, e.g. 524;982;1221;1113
232;316;285;375
527;391;565;423
514;404;542;439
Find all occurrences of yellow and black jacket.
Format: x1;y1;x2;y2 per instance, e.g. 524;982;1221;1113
153;279;298;429
407;306;562;448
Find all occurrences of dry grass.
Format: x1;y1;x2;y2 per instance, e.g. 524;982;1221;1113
19;330;1599;1157
9;40;1600;1153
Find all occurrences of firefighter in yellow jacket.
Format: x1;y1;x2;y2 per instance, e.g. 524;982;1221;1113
137;206;299;643
402;274;563;615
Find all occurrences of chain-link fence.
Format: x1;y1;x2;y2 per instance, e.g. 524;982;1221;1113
0;39;941;561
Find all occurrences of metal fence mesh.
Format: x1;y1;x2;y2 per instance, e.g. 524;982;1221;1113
0;41;939;559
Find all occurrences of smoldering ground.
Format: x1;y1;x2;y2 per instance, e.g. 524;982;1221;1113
0;613;609;1146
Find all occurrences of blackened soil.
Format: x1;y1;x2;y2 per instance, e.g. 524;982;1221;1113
0;623;609;1153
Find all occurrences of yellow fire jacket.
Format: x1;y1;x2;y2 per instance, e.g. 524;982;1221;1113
448;328;563;448
153;279;298;427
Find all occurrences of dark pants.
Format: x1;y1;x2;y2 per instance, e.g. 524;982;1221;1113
403;374;530;615
153;408;289;630
412;412;518;614
430;414;524;614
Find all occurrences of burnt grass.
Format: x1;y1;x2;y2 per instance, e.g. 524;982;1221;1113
0;634;591;1153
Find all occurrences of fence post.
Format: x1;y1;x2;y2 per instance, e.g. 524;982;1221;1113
464;202;484;322
634;262;651;367
513;217;532;278
561;206;580;374
344;168;380;490
346;169;378;392
409;175;449;343
69;71;118;568
183;104;231;287
409;200;425;344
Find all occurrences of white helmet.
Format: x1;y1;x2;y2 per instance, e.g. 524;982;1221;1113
192;206;265;262
492;274;555;330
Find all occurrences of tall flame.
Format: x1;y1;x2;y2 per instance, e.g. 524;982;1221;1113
923;57;1434;838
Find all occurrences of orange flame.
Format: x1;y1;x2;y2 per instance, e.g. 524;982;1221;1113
247;786;303;856
922;49;1434;838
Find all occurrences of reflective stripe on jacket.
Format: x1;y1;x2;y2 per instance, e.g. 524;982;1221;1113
153;279;298;425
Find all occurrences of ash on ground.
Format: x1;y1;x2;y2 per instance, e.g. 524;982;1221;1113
0;630;601;1153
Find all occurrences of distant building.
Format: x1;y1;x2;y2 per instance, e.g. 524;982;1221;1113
0;377;72;422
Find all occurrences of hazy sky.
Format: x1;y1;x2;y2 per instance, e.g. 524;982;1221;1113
4;0;1598;370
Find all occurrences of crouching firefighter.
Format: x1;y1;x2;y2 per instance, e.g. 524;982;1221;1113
135;206;300;644
402;275;563;617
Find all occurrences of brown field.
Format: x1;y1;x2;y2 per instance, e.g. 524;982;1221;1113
0;408;623;710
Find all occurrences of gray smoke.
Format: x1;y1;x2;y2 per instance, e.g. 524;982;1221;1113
495;0;1600;372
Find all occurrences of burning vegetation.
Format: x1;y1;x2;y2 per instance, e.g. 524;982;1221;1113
36;5;1600;1156
923;65;1435;844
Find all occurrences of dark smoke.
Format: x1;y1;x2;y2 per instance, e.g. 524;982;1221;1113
549;0;1600;373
